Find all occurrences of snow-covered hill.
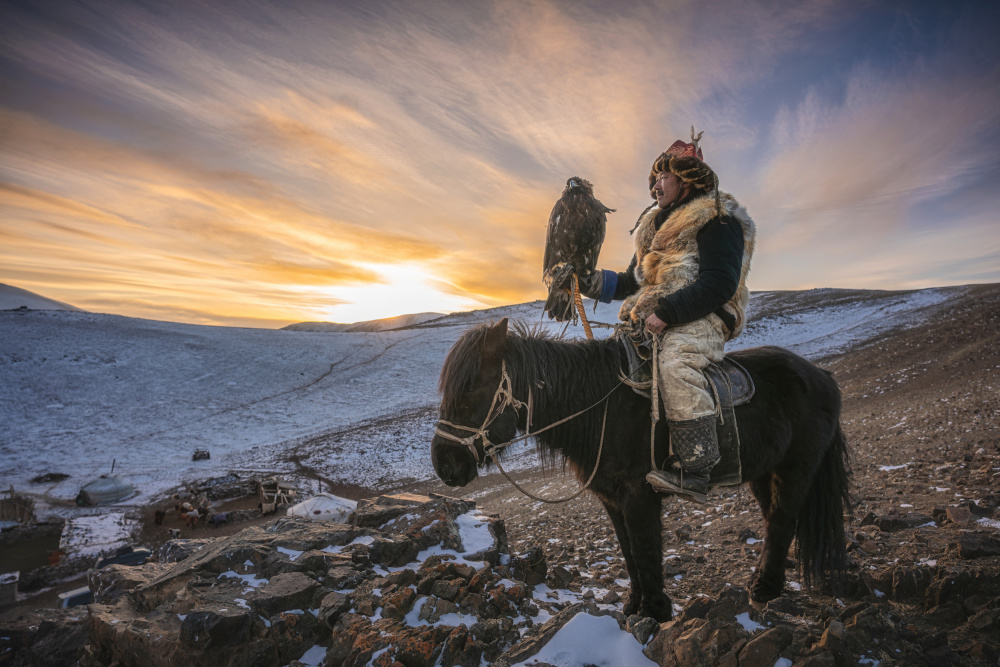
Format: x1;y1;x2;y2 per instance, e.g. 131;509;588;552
0;285;960;513
0;283;83;312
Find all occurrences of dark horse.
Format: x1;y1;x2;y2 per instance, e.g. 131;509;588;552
431;318;851;622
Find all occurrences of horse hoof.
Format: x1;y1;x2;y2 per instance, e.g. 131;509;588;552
749;579;784;604
640;594;674;623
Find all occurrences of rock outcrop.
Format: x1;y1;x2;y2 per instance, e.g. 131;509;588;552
4;490;1000;666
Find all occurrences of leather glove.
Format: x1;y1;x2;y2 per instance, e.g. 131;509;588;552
576;271;604;300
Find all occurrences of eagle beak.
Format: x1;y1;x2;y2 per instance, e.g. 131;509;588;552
569;180;577;188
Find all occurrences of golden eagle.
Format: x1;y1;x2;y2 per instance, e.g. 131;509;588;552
542;177;614;321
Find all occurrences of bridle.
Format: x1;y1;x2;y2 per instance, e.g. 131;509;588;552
434;359;527;464
433;355;628;504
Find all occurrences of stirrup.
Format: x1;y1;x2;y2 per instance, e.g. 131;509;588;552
645;469;710;504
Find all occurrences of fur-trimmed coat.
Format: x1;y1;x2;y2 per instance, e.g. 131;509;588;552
619;192;756;339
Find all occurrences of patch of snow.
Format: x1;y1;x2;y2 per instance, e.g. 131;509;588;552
296;644;326;666
774;659;794;667
874;589;885;598
456;511;495;554
276;546;304;561
509;613;656;666
218;571;268;590
879;464;908;471
746;538;760;545
59;513;137;559
977;517;1000;530
735;612;766;633
321;535;375;554
404;597;478;628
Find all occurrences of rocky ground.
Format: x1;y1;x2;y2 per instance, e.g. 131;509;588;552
407;283;1000;665
2;285;999;666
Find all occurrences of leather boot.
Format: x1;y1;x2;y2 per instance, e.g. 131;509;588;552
646;415;720;502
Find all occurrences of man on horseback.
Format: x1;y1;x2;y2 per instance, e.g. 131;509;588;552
578;130;757;498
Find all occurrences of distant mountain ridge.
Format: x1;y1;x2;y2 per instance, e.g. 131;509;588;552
282;312;445;333
0;283;84;312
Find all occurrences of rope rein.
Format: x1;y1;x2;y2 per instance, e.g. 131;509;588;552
572;274;594;340
489;400;608;504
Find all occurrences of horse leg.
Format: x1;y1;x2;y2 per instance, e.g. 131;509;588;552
622;489;672;621
602;501;644;617
748;475;785;602
749;472;810;603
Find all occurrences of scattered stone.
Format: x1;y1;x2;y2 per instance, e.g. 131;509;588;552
739;625;793;667
663;561;683;577
510;546;547;587
29;472;70;484
629;616;658;644
156;538;214;563
248;571;321;615
645;616;747;666
548;565;576;589
600;590;620;604
955;533;1000;559
0;609;89;667
946;506;974;525
873;510;935;532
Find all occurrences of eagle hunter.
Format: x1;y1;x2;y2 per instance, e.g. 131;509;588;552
542;177;615;321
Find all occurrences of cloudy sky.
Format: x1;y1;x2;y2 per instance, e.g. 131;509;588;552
2;0;998;327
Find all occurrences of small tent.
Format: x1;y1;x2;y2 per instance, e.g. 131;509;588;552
76;475;134;506
286;493;357;522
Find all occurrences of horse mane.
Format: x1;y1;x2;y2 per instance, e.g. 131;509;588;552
439;319;623;470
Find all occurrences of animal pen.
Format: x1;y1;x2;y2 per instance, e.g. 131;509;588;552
0;486;35;525
258;478;297;513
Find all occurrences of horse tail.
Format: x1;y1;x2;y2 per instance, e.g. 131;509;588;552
795;423;852;590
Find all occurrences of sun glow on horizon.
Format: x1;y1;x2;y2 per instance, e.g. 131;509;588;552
313;262;485;324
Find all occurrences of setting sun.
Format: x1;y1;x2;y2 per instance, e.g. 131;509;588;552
314;263;485;323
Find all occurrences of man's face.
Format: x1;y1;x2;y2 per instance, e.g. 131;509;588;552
653;171;685;208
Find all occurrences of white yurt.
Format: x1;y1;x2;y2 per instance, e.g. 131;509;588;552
76;475;135;506
286;493;357;522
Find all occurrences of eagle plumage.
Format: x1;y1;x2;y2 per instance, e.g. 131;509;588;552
542;177;615;321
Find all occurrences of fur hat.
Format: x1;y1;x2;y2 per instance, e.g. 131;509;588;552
648;128;717;198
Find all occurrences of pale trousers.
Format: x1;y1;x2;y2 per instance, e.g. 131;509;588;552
655;314;728;422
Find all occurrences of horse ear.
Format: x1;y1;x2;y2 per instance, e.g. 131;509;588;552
483;317;509;356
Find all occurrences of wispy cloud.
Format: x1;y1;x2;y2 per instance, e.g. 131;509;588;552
1;0;997;324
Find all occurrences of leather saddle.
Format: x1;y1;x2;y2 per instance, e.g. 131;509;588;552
617;335;755;486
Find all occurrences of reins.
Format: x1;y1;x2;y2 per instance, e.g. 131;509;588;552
435;348;637;504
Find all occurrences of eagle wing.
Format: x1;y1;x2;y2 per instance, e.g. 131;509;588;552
542;183;611;321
